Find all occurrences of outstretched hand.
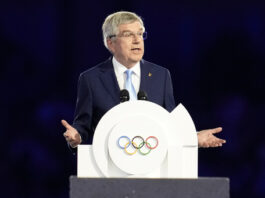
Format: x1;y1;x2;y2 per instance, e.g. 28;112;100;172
197;127;226;148
62;119;81;148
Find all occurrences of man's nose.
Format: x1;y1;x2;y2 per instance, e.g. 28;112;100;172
132;34;141;43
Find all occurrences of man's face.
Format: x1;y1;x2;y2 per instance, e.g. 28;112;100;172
107;21;145;68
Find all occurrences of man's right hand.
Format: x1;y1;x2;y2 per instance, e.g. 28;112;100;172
61;119;81;148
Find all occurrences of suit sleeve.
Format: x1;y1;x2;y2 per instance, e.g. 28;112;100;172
163;69;176;112
72;73;93;143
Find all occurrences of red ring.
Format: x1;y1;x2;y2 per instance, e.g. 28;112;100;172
145;136;159;149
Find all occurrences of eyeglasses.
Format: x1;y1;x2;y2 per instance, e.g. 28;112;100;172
108;31;147;40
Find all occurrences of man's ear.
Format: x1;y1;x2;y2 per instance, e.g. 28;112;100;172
107;38;115;54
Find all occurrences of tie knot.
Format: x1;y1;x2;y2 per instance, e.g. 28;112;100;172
125;69;133;78
124;69;136;100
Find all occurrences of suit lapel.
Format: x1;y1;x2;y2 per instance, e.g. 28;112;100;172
140;59;152;94
99;58;120;103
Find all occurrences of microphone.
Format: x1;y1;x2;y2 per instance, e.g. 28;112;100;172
120;89;130;102
137;90;148;100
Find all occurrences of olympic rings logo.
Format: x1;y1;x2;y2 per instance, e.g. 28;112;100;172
117;136;159;155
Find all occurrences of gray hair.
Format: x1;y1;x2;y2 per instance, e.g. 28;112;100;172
102;11;145;49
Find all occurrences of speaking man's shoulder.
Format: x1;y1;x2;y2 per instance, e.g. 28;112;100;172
79;58;113;78
141;59;170;73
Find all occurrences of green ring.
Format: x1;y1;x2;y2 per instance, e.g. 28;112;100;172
138;141;152;155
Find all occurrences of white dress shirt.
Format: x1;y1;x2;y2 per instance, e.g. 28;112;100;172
112;56;141;94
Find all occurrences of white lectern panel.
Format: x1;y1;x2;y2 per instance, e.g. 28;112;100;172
78;101;198;178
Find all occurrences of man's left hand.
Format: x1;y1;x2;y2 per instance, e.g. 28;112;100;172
197;127;226;148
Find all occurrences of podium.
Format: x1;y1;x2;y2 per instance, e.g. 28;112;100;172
78;101;198;178
70;176;230;198
72;101;229;197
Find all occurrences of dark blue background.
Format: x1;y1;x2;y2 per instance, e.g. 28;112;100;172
1;1;265;198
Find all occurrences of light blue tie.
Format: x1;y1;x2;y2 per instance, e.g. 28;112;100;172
125;69;137;100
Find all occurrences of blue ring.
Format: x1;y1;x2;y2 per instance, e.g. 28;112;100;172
117;136;131;149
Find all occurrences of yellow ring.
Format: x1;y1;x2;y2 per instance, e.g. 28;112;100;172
124;141;138;155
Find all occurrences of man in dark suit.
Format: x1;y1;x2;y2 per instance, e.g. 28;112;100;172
62;11;226;149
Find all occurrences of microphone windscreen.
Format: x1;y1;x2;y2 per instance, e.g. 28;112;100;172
137;90;148;100
120;89;130;102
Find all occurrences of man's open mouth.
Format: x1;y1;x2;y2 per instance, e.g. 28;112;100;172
131;48;141;51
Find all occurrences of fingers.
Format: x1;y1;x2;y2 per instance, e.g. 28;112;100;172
63;131;70;140
209;137;226;147
201;142;221;148
69;139;79;148
220;139;226;144
63;130;75;141
199;135;226;148
215;137;226;144
64;133;79;147
61;119;81;148
63;127;81;148
61;119;72;130
64;131;78;147
211;127;222;134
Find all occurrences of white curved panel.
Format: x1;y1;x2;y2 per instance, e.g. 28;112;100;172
170;103;197;146
92;101;170;177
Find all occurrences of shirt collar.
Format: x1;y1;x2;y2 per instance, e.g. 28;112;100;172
112;56;140;77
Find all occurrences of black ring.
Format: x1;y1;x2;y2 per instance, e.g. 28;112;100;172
132;136;145;149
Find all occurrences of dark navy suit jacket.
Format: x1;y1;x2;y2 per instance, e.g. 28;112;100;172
72;57;176;144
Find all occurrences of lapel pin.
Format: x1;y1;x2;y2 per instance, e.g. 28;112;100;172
148;72;152;77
